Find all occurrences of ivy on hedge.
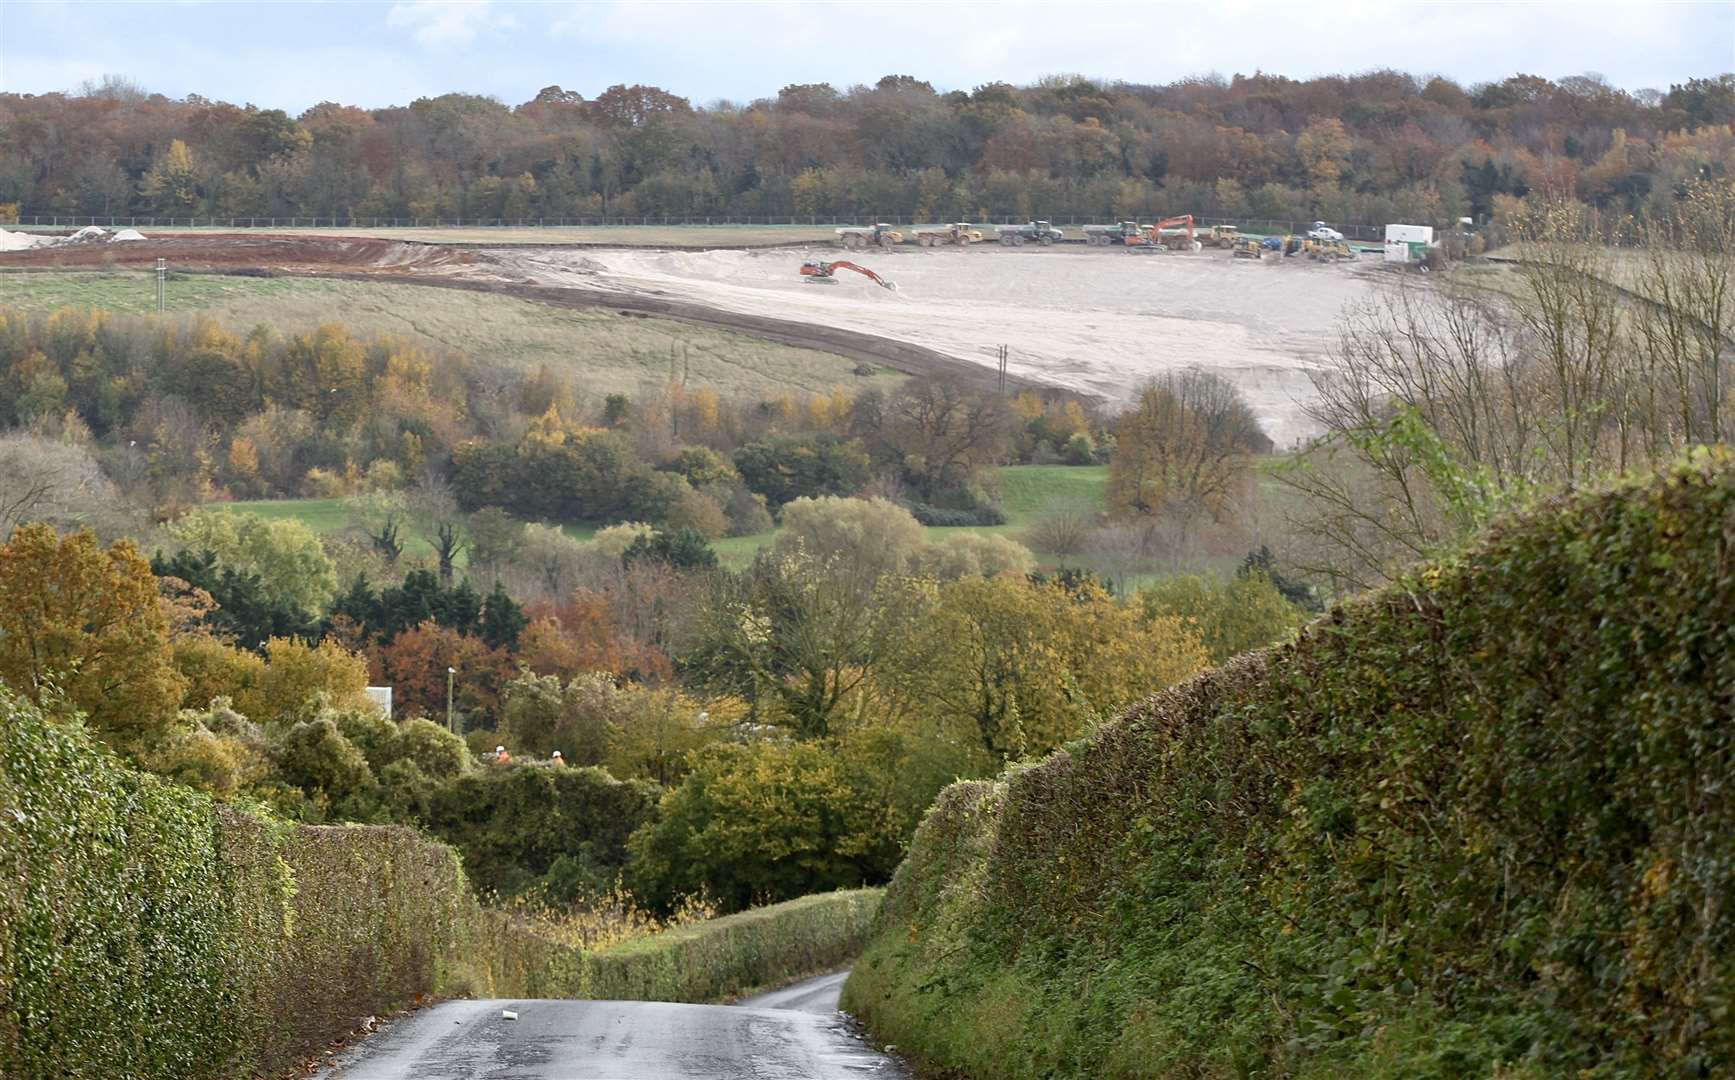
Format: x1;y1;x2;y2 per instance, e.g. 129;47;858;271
0;694;479;1080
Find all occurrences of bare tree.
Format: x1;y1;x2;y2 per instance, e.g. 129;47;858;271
1107;371;1264;550
0;433;130;539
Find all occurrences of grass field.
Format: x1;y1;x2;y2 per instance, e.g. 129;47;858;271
217;465;1112;572
9;224;844;248
0;270;890;397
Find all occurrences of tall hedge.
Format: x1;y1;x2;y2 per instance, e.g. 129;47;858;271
845;453;1735;1077
0;694;481;1080
482;889;881;1004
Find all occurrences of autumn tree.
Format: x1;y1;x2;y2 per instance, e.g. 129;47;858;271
890;575;1206;759
1108;372;1264;545
0;523;184;748
140;138;201;212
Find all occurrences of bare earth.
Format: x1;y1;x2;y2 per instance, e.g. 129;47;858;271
485;244;1386;447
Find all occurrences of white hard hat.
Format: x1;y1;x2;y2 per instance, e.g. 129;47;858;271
496;745;505;753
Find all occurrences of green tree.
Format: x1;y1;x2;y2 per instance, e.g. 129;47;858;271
166;509;339;619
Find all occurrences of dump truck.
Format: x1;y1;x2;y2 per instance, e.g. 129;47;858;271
835;223;903;250
996;220;1066;246
1083;221;1147;246
1207;224;1241;248
912;223;983;247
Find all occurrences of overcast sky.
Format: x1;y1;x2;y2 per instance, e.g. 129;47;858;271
2;0;1731;113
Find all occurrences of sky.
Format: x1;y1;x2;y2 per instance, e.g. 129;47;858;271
1;0;1731;113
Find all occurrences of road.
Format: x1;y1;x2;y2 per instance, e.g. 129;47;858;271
315;970;906;1079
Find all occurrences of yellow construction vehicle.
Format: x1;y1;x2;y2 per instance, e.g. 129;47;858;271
1301;237;1357;262
913;223;983;247
1230;235;1266;259
1207;224;1241;248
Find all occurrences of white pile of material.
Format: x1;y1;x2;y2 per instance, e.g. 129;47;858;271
68;225;110;242
111;229;147;242
0;229;40;251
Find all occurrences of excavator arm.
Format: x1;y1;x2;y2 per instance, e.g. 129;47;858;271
1152;214;1194;246
799;260;898;290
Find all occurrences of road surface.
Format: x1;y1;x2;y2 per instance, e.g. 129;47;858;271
316;971;905;1079
736;969;850;1013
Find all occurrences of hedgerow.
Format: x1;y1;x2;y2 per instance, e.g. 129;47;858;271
482;889;881;1004
845;451;1735;1077
1;692;884;1078
0;695;479;1079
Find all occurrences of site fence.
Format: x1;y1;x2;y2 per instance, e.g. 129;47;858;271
12;212;1390;241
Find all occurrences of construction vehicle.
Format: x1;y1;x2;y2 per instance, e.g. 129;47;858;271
1126;214;1197;252
912;223;983;247
799;260;897;290
834;223;903;251
1082;221;1147;246
1230;235;1266;259
1207;224;1241;248
996;220;1066;246
1301;237;1356;262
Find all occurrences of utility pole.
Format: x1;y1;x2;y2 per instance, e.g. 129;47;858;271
997;344;1009;394
446;666;457;735
155;258;166;314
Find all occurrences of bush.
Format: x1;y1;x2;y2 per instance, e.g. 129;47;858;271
907;503;1006;527
847;454;1735;1077
919;532;1037;580
733;434;870;509
627;739;903;913
1138;570;1305;664
622;527;718;571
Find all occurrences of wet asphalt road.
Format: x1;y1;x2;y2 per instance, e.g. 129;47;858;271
316;970;906;1079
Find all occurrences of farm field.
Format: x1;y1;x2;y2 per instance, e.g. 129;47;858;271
8;224;844;248
218;464;1113;571
0;270;889;397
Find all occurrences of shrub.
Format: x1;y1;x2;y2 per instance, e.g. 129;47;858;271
423;763;660;900
919;532;1037;580
847;454;1735;1077
622;527;719;571
908;503;1006;526
627;739;902;913
1138;570;1305;664
733;434;871;508
773;495;927;577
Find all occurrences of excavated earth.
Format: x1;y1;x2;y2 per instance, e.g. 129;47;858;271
0;231;1391;441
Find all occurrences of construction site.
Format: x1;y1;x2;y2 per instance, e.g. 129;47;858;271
0;218;1390;446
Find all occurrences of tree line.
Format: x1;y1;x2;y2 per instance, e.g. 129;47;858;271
3;70;1731;228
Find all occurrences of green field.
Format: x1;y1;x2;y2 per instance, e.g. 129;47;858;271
0;270;888;397
218;464;1111;571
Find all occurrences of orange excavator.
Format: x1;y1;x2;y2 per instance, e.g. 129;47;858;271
1127;214;1196;252
800;260;897;290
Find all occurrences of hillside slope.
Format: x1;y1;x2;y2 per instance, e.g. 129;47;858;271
844;452;1735;1077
